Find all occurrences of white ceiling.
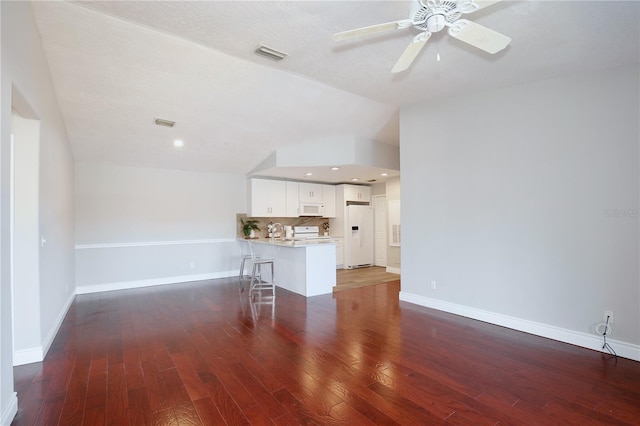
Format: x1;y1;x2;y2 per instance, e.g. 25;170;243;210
31;1;640;183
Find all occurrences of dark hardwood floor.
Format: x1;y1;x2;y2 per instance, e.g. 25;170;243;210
11;277;640;425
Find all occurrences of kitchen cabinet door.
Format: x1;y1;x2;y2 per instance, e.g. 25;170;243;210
334;237;344;269
285;181;299;217
344;184;371;202
322;184;336;217
248;179;286;217
298;183;323;203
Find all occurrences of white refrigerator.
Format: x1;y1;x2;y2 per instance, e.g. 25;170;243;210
345;204;374;268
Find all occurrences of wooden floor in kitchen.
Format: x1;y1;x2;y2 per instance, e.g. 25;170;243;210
334;265;400;292
11;273;640;425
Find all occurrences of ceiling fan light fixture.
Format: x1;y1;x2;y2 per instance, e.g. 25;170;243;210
426;14;446;32
254;44;288;61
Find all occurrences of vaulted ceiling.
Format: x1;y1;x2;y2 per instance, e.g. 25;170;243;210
31;1;640;183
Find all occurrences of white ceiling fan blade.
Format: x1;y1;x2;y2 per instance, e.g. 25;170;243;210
457;0;504;14
332;20;413;41
472;0;504;11
448;19;510;54
391;32;431;73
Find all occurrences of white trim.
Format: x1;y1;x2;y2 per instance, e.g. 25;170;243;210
0;392;18;426
76;271;237;295
75;238;236;250
386;266;401;274
13;347;43;367
9;133;15;358
372;194;388;267
41;290;75;359
13;290;75;366
399;291;640;362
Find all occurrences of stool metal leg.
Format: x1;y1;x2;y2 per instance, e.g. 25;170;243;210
239;257;246;280
250;263;259;296
249;261;275;298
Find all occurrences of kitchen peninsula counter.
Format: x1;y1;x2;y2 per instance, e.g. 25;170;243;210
250;239;336;297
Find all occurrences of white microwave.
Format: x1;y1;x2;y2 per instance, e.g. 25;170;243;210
299;202;325;217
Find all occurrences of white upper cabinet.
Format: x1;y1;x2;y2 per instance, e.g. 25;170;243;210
248;179;286;217
344;185;371;202
285;181;299;218
298;183;323;202
299;183;336;217
323;185;336;218
248;179;337;218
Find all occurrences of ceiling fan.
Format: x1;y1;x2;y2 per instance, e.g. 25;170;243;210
332;0;511;73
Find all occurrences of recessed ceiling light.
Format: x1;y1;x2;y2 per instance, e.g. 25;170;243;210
173;139;184;147
381;173;389;176
351;178;359;181
330;167;340;171
305;172;313;176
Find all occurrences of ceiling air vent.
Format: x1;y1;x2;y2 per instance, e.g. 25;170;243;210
254;44;288;61
154;118;175;127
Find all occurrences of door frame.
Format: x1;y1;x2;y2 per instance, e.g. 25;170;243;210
372;195;387;267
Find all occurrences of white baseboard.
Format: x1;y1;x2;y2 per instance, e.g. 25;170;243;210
13;347;43;367
399;291;640;362
0;392;17;426
386;266;401;274
76;271;237;295
42;290;76;358
13;290;76;366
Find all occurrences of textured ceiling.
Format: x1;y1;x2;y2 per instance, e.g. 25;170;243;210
31;1;640;182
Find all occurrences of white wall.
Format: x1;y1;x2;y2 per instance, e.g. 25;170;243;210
1;1;75;423
75;163;247;293
11;113;41;360
399;64;639;360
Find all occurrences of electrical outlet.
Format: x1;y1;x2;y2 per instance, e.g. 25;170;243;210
431;281;437;290
604;310;614;323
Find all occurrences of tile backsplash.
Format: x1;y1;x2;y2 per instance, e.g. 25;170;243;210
236;214;330;239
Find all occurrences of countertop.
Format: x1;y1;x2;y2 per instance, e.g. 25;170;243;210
249;238;336;247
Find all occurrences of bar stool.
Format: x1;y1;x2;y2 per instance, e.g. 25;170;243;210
237;239;252;280
248;241;276;298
